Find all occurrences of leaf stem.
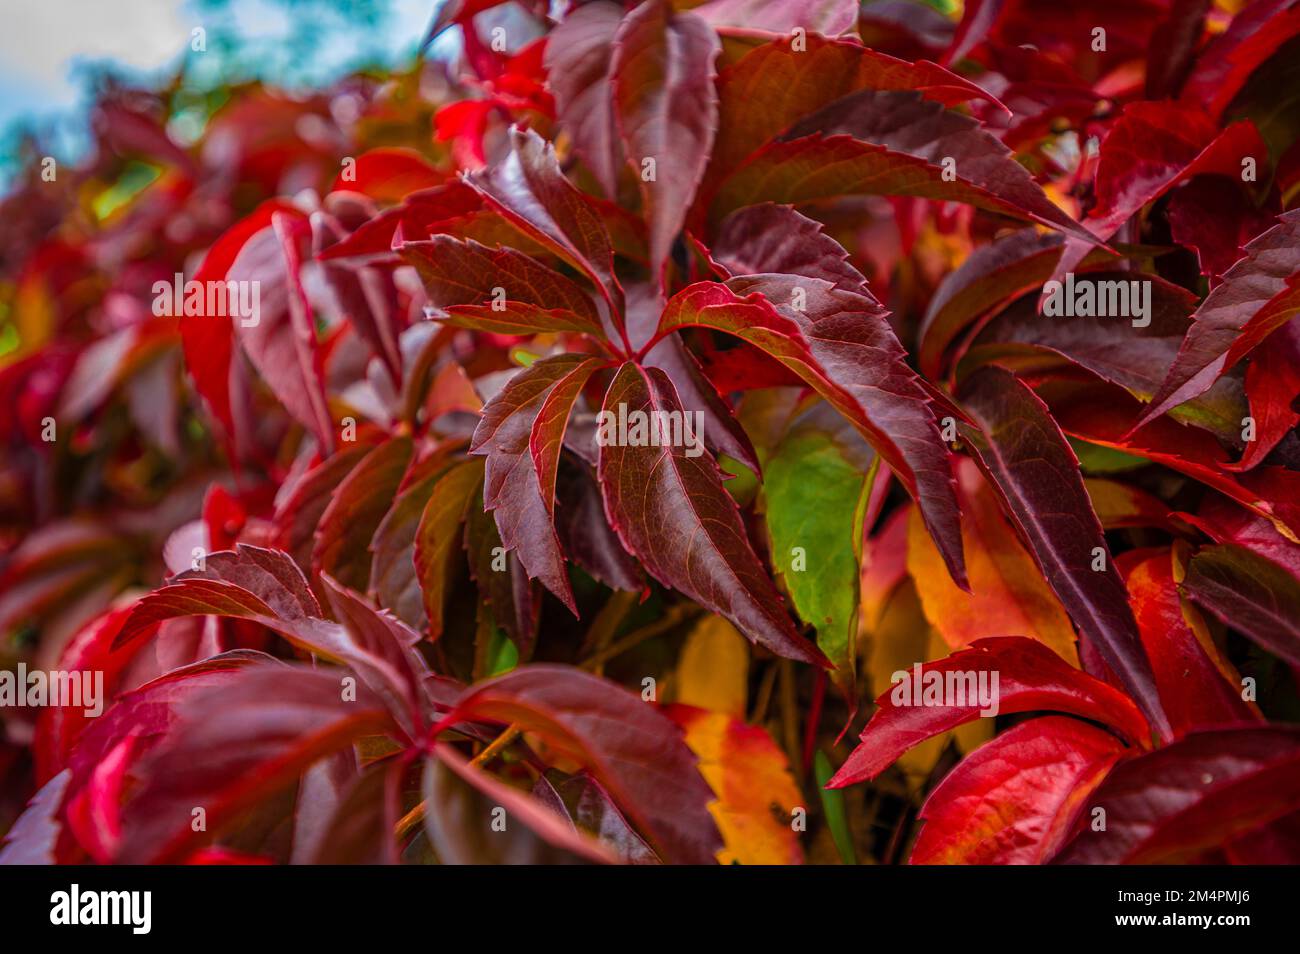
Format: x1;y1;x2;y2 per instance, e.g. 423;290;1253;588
470;723;523;768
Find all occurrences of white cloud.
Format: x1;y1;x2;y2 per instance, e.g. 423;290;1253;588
1;0;190;97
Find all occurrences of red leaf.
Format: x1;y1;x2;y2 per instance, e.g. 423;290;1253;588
552;457;645;593
329;147;445;202
710;89;1090;242
943;0;1004;66
400;235;605;337
1084;103;1265;239
532;769;659;864
0;770;71;865
545;1;627;197
465;128;625;324
704;33;1004;205
115;546;428;733
312;211;405;383
472;355;606;612
318;574;430;736
657;280;967;588
596;361;825;664
230;210;335;452
316;181;483;262
966;272;1221;425
1181;0;1300;120
611;0;720;280
424;744;621;864
1175;493;1300;584
1123;550;1259;736
1182;543;1300;668
687;0;858;34
415;458;488;640
61;652;267;862
1139;210;1300;427
958;367;1170;738
370;467;448;629
273;443;373;571
919;229;1115;378
1226;317;1300;470
911;717;1125;864
313;436;413;593
710;203;870;295
34;605;150;783
828;637;1150;788
115;663;395;863
181;200;295;442
624;282;760;471
1166;176;1278;283
445;665;722;863
1052;726;1300;863
1045;379;1300;539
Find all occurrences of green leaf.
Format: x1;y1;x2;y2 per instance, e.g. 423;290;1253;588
814;750;856;865
1068;437;1149;474
761;405;872;691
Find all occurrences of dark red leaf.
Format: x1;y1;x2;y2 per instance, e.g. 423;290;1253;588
532;769;659;864
611;0;720;280
424;743;620;864
313;436;413;593
0;770;71;865
181;200;295;442
1182;543;1300;667
1085;103;1265;239
918;229;1115;378
597;361;825;664
472;355;606;612
552;456;644;592
400;235;605;337
445;665;722;864
711;90;1090;242
230;211;335;452
1181;0;1300;120
115;663;395;863
657;279;967;588
415;458;487;640
958;366;1170;738
1140;210;1300;427
544;1;627;197
705;33;1004;205
687;0;858;34
1045;379;1300;539
465;128;625;324
1227;317;1300;471
710;203;870;295
1052;726;1300;863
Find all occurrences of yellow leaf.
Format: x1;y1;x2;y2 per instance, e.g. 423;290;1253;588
674;614;749;718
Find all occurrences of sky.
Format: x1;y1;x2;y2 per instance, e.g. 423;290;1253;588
0;0;444;176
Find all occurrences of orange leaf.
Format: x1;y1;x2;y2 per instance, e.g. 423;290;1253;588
668;705;803;865
908;458;1078;663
